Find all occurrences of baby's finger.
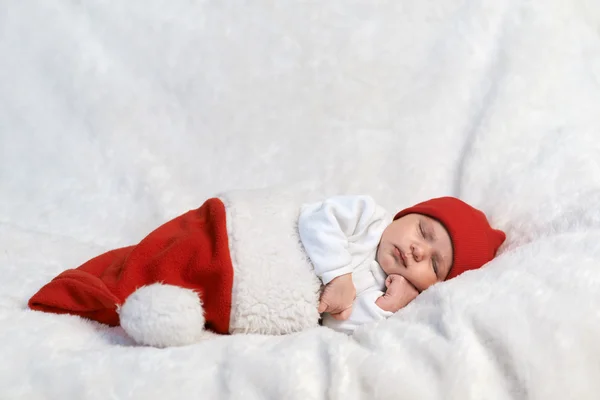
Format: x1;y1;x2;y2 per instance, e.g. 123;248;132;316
376;294;391;310
339;307;353;320
385;275;393;288
330;306;352;321
318;300;328;314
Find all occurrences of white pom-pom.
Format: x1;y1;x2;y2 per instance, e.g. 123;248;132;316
118;283;206;347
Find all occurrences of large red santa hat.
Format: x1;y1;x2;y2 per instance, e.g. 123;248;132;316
28;198;234;347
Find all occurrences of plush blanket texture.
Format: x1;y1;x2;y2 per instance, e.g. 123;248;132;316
1;0;600;399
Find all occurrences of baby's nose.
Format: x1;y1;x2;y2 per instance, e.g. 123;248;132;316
410;244;424;262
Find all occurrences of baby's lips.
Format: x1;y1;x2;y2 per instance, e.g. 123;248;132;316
392;246;406;267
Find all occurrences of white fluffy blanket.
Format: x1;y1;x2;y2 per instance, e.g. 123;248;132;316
2;0;600;399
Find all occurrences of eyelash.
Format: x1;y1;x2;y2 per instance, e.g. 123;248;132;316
419;221;439;276
419;222;426;238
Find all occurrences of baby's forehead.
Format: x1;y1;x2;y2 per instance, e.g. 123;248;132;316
407;214;453;250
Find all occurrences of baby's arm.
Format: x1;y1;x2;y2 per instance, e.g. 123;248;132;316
298;195;389;284
298;195;389;319
375;274;419;313
322;290;393;335
324;276;419;334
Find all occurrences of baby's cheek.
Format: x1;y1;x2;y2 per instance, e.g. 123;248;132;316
379;254;399;275
416;273;437;290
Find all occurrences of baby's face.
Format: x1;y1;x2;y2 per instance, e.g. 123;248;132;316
376;213;453;292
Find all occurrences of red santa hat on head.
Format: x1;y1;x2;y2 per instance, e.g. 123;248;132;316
394;197;506;280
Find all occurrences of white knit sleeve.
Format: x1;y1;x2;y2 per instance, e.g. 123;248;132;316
322;290;393;335
298;195;389;284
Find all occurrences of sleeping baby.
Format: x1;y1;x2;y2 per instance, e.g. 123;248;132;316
298;196;505;334
28;192;505;346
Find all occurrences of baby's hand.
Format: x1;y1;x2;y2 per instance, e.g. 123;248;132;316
375;274;419;313
319;274;356;321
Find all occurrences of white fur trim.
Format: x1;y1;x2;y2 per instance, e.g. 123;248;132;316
118;283;206;347
219;187;323;335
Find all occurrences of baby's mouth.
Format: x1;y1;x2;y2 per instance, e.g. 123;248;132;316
393;246;405;266
391;246;420;292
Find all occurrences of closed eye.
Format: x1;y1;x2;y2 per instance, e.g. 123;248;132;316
419;221;426;238
421;221;439;276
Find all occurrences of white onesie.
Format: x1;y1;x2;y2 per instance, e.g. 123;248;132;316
298;195;394;334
